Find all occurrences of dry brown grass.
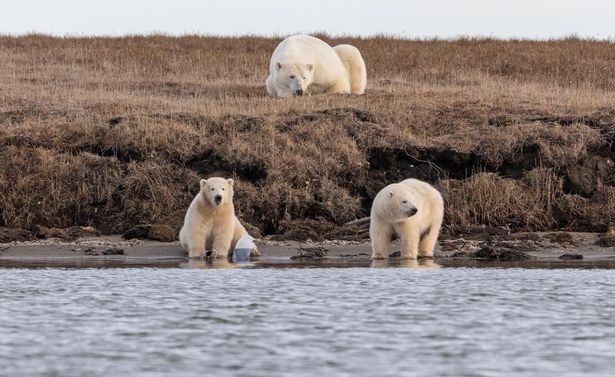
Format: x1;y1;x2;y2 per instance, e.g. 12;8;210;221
0;35;614;236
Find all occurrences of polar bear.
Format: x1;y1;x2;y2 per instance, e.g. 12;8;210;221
179;177;255;259
265;34;367;97
370;179;444;260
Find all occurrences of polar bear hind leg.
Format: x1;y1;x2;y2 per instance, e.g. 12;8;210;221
419;227;440;258
333;44;367;94
328;78;351;94
369;219;393;259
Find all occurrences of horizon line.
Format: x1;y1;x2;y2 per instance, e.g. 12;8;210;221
1;31;614;43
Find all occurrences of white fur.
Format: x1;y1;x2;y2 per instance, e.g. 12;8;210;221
179;177;249;259
332;44;367;94
370;179;444;260
266;35;367;97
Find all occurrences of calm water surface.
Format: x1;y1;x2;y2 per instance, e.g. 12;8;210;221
1;260;615;377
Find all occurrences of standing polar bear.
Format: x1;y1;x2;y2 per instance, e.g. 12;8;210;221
266;34;367;97
370;179;444;260
179;177;255;259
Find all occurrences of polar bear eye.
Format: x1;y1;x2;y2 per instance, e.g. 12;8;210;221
211;188;214;191
402;200;408;204
222;188;225;191
290;75;295;79
302;76;306;80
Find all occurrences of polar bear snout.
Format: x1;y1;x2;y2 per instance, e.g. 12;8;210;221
406;207;418;217
214;195;223;205
294;89;304;96
406;207;419;217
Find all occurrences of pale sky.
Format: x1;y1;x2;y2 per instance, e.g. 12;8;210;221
1;0;613;39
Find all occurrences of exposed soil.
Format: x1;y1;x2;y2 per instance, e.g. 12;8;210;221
472;245;533;261
596;234;615;247
0;228;33;243
123;224;176;242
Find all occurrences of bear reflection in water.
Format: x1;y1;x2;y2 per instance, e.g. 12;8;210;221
370;259;441;269
179;258;441;269
180;259;237;269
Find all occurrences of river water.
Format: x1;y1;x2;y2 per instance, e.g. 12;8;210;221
1;260;615;377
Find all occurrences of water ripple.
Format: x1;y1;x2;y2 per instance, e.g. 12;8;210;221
1;268;614;377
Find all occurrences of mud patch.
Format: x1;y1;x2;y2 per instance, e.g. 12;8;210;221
34;226;70;240
290;245;328;260
67;226;101;239
186;151;268;184
473;244;533;261
564;155;614;197
368;146;478;184
78;247;125;256
0;228;33;243
559;254;583;260
545;232;576;246
123;224;176;242
595;234;615;247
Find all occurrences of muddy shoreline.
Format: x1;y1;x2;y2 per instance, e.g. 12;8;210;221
1;232;613;268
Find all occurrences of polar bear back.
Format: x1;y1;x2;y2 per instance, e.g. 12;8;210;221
269;35;348;87
333;44;367;94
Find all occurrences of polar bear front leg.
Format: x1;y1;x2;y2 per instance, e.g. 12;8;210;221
188;232;207;259
399;224;420;260
370;220;392;260
266;75;277;97
211;232;234;259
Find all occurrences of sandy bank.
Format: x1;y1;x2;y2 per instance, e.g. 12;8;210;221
0;232;613;269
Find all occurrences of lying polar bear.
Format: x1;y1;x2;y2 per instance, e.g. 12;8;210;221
266;34;367;97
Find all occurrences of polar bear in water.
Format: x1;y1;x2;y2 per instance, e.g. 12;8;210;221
370;179;444;260
179;177;256;259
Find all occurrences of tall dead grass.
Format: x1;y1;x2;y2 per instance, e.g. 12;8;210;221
0;35;614;235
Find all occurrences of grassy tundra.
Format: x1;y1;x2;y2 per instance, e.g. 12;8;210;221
0;35;613;239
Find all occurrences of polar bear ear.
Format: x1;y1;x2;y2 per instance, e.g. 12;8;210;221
388;191;394;197
226;178;234;187
276;62;282;70
306;63;313;71
200;179;207;189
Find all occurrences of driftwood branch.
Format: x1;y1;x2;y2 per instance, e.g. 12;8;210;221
343;217;371;228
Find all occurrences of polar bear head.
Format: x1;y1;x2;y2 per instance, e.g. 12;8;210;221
275;62;314;96
200;177;234;207
378;185;418;222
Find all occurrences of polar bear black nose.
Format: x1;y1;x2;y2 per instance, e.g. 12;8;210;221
214;195;222;204
295;89;303;96
406;207;418;216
